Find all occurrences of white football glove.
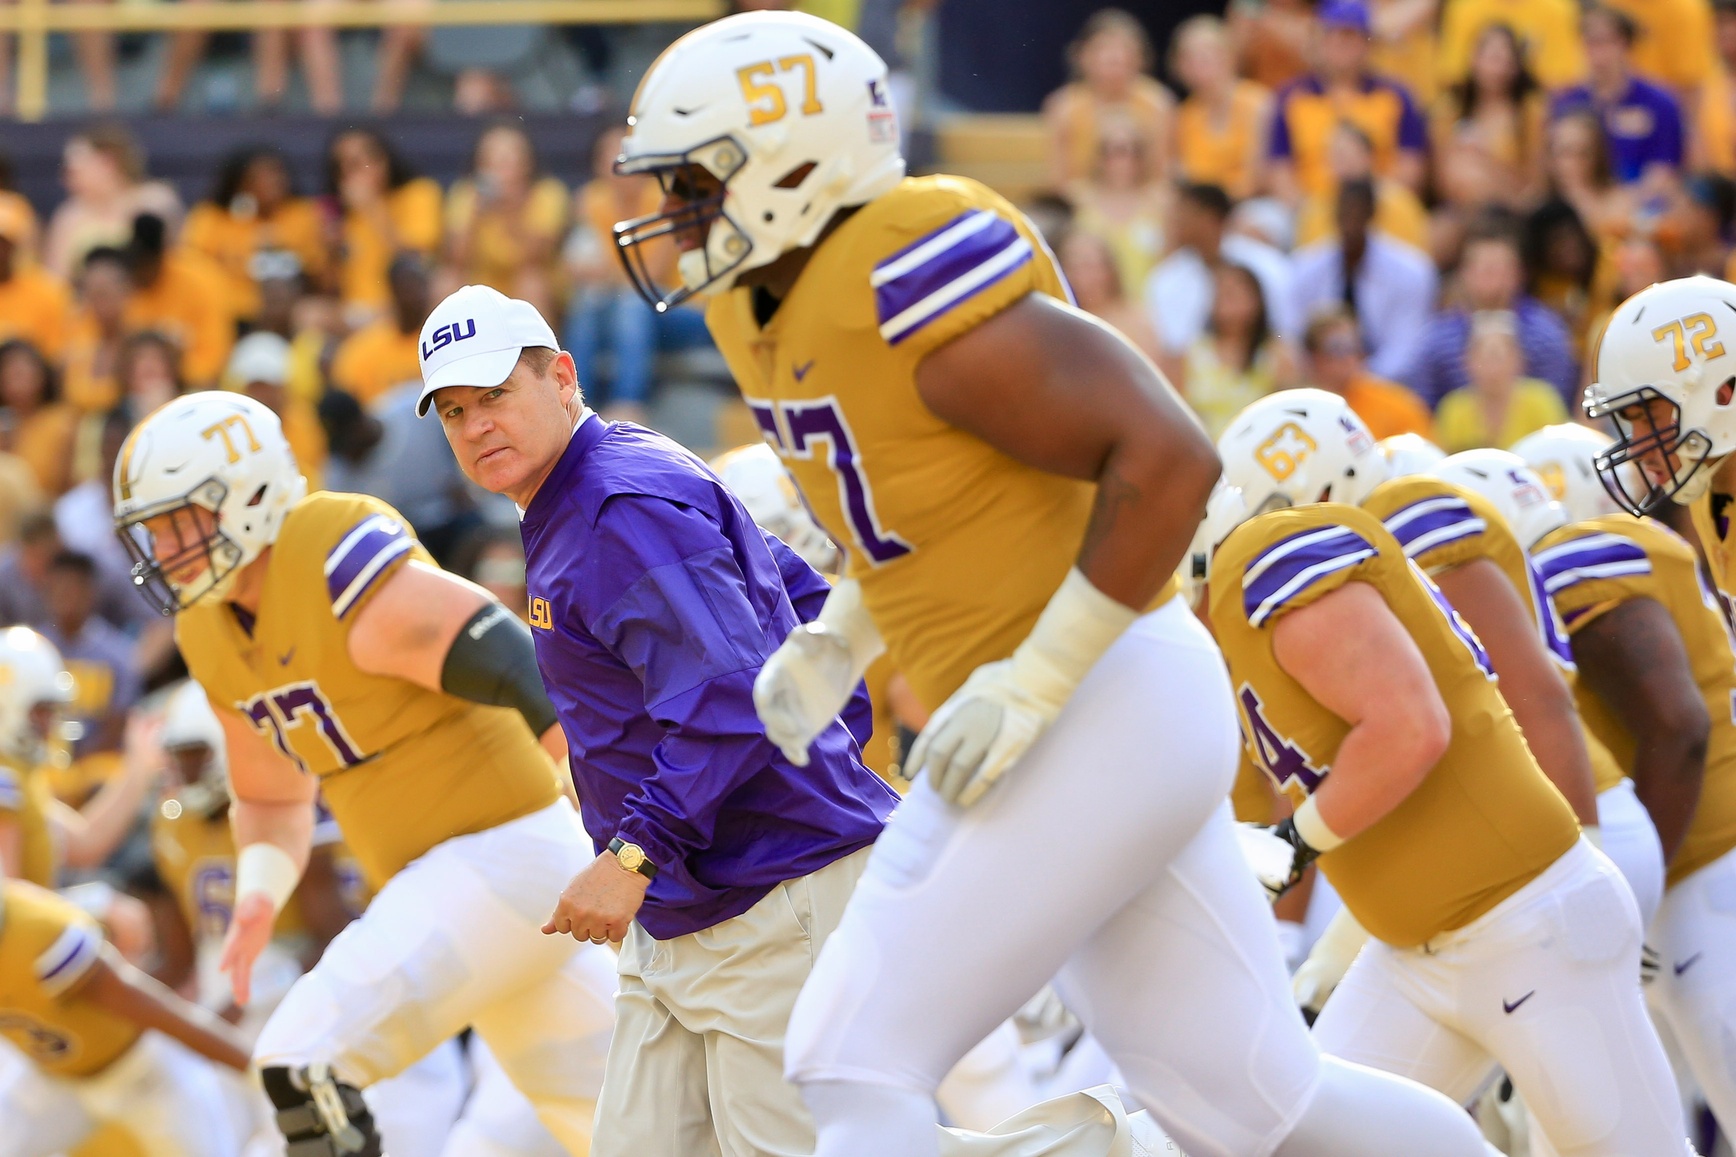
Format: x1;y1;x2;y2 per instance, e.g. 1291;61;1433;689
1234;822;1310;902
754;579;884;767
909;569;1137;808
1292;907;1370;1020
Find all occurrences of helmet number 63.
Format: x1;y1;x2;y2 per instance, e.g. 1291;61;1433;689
1652;312;1726;373
736;55;824;127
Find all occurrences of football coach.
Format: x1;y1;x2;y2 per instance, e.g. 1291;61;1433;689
415;284;898;1156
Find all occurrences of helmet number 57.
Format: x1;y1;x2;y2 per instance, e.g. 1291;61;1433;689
736;55;824;127
1652;313;1725;373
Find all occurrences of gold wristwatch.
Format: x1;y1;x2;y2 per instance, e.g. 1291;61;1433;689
608;837;658;880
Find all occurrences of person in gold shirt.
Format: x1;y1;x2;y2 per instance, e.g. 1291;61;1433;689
1437;0;1587;90
1528;455;1736;1137
61;248;130;415
443;124;568;321
0;878;252;1157
326;129;443;326
1171;16;1272;201
119;215;233;391
0;340;79;497
618;12;1495;1155
181;148;327;328
111;391;613;1156
1301;309;1435;439
329;254;429;407
0;200;70;363
1195;494;1686;1156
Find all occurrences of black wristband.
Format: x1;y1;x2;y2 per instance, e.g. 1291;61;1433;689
439;603;560;738
1273;816;1323;876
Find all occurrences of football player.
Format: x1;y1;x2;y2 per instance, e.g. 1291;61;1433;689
0;878;251;1157
1532;469;1736;1136
1194;493;1691;1155
618;12;1495;1157
1510;424;1627;524
110;391;614;1157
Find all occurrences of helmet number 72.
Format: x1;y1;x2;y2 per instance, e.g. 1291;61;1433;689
1652;313;1726;373
736;55;825;127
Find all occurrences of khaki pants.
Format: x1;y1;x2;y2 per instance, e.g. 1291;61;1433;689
592;846;872;1157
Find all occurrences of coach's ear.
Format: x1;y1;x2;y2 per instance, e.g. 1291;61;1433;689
552;350;583;409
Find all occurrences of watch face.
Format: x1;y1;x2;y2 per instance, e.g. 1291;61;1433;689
618;844;645;871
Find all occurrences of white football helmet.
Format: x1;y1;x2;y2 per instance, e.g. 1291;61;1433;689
160;681;228;818
112;392;307;615
0;627;74;767
1510;424;1623;524
1583;275;1736;513
1377;432;1447;479
1179;480;1250;606
1433;449;1569;549
614;11;906;310
1217;389;1387;513
710;442;841;574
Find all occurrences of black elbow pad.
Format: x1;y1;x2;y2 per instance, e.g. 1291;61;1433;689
440;604;560;738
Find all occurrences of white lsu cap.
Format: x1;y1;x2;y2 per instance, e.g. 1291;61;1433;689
416;284;560;417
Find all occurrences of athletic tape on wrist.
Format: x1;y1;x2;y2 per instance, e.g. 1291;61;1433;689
1292;795;1346;854
236;842;300;912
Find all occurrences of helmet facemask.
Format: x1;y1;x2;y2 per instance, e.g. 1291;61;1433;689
1587;384;1722;515
613;137;752;312
115;478;247;616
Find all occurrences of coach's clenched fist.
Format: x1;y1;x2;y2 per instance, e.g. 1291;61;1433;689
543;852;651;944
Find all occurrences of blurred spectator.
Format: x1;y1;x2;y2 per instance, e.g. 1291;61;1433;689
1544;109;1638;244
42;551;140;760
453;69;520;117
227;332;327;487
1699;0;1736;174
1044;10;1175;190
1522;198;1601;355
121;215;233;390
372;27;432;114
1303;306;1436;438
1144;183;1297;357
0;341;77;498
182;147;328;326
0;511;143;636
1289;179;1438;379
0;157;40;262
1056;228;1162;363
0;199;71;363
1436;0;1586;91
1267;0;1429;203
1435;310;1569;450
155;5;342;114
443;123;569;322
1431;24;1548;212
325;129;444;326
1581;234;1665;381
116;331;185;420
1551;7;1684;187
1294;121;1429;249
1230;0;1316;91
1067;117;1170;298
252;254;339;410
1601;0;1717;102
1667;172;1736;277
1369;0;1442;106
1171;16;1273;201
1405;221;1577;404
53;409;142;621
320;382;479;565
43;127;182;281
1180;262;1299;438
61;248;130;415
452;525;529;619
330;253;430;407
564;126;712;422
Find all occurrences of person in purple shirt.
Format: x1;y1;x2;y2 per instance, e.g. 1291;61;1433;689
1550;6;1684;186
416;284;898;1152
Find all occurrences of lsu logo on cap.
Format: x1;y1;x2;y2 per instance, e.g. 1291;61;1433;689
422;318;477;361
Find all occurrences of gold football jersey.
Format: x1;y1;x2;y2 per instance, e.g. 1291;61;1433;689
1535;515;1736;886
0;755;56;887
175;491;559;889
1361;475;1626;792
0;879;140;1077
1208;504;1579;947
706;174;1175;710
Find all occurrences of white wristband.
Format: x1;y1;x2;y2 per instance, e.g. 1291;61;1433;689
235;843;300;913
1010;568;1140;701
1293;795;1346;854
815;578;886;681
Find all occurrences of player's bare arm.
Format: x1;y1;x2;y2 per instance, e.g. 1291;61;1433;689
1570;597;1709;862
1432;558;1599;824
915;294;1219;609
53;714;167;869
78;944;252;1070
347;557;567;762
1270;580;1451;840
217;704;316;1007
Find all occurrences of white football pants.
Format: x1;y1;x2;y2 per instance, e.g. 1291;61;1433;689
1313;839;1690;1157
0;1031;239;1157
1598;779;1666;930
1646;842;1736;1137
786;600;1489;1157
253;799;616;1154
